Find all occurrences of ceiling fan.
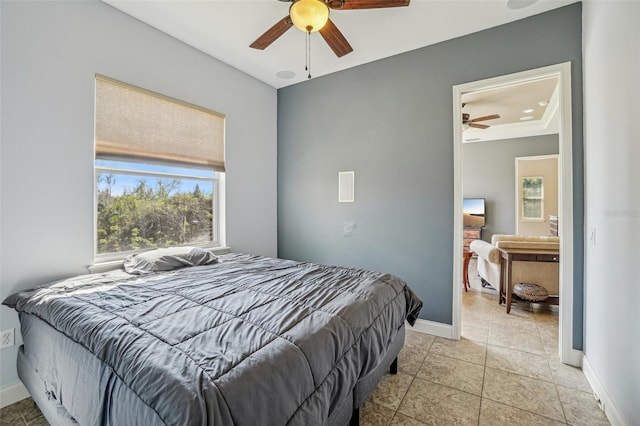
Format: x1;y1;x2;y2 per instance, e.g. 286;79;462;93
250;0;411;58
462;104;500;130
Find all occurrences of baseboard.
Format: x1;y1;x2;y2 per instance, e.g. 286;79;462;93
408;319;453;339
582;356;629;426
562;348;583;367
0;381;30;409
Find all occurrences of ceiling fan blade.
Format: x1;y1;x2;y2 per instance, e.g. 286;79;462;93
319;19;353;57
470;114;500;123
327;0;410;10
469;123;490;129
250;16;293;50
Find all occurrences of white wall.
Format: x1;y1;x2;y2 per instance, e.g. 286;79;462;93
583;1;640;424
0;0;277;395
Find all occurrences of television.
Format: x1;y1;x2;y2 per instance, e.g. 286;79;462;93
463;198;485;228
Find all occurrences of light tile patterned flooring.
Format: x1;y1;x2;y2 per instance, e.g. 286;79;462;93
0;397;46;426
359;259;610;425
0;260;609;425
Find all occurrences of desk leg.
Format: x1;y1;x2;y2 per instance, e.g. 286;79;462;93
505;254;513;314
498;256;505;306
463;255;470;292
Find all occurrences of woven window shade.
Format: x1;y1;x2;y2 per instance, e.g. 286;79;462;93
95;76;225;171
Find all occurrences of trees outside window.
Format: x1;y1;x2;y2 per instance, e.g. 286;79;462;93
96;161;217;256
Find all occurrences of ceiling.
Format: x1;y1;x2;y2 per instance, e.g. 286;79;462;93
103;0;577;89
461;75;560;143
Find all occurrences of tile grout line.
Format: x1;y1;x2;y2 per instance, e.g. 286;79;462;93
405;337;436;418
464;287;599;425
479;394;570;425
388;336;434;425
466;288;568;425
481;348;569;423
476;336;489;426
464;290;492;426
20;409;29;426
484;321;569;424
549;357;570;425
412;335;488;424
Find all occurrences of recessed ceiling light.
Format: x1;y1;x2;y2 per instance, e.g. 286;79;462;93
520;115;535;121
522;108;534;114
538;100;549;107
506;0;538;10
276;70;296;79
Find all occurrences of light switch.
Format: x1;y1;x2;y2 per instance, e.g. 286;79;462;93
589;227;596;245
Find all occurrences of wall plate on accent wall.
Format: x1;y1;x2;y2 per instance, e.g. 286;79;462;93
338;171;354;203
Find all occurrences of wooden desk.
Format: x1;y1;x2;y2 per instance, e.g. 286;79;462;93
463;249;473;292
497;247;559;313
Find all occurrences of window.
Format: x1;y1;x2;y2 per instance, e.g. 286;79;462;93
522;176;544;221
94;75;225;261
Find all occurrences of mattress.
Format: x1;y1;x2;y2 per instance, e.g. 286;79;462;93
4;253;422;425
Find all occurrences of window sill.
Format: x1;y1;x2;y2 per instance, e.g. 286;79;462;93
88;246;231;274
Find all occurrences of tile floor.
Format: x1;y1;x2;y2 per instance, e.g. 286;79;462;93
0;260;609;425
359;259;610;425
0;397;46;426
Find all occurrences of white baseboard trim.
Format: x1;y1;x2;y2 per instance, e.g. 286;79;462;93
582;356;629;426
0;381;30;409
408;319;454;339
563;348;584;367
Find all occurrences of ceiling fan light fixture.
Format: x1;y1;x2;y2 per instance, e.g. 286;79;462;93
290;0;330;33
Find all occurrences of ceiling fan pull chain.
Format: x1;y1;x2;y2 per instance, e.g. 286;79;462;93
307;31;312;79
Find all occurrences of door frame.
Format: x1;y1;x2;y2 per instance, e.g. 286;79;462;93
451;62;580;366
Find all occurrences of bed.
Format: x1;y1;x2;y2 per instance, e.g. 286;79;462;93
3;252;422;425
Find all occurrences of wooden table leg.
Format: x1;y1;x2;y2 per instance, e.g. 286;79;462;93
463;252;471;292
499;255;505;305
505;253;513;313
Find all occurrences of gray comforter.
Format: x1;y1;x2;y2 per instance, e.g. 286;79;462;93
4;253;422;425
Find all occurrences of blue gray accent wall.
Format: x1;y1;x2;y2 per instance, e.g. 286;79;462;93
278;3;583;348
463;135;559;242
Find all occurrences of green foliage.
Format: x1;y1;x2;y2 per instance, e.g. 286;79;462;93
97;175;213;254
522;177;543;197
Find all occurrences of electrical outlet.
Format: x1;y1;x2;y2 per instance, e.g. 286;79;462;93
0;329;15;349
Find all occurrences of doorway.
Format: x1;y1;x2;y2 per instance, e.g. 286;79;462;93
452;63;579;366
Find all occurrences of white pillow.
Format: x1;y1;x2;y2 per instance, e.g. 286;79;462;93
123;247;218;274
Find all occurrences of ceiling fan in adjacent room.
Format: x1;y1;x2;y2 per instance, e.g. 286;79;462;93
462;104;501;130
250;0;411;58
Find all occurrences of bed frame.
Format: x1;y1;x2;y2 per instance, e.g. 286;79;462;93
349;323;405;426
18;323;406;426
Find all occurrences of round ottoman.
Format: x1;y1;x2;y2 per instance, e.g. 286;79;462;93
513;283;549;302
